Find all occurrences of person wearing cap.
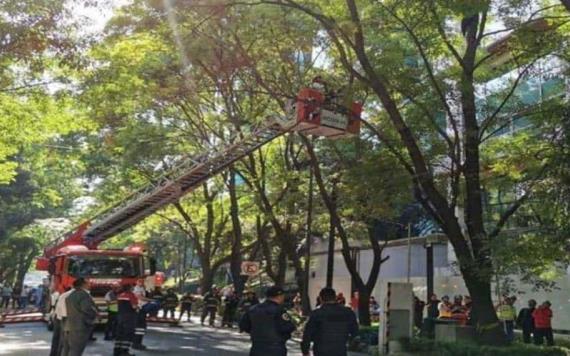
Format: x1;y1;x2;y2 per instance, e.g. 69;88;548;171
201;287;221;326
301;287;358;356
239;286;296;356
222;289;239;328
238;290;259;322
179;292;195;322
163;288;179;319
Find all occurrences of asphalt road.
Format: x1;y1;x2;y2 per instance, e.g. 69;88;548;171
0;316;304;356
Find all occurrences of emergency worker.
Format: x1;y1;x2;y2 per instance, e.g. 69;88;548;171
149;287;164;317
301;287;358;356
238;291;259;320
104;284;120;341
239;286;296;356
222;290;239;328
496;296;517;342
201;288;221;326
114;284;138;356
163;289;179;319
179;292;194;322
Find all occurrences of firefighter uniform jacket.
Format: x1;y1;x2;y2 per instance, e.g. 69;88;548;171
117;291;138;326
301;303;359;356
164;293;179;310
239;300;296;356
203;292;221;310
181;295;194;307
114;291;138;354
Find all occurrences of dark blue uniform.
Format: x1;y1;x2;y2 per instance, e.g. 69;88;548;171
114;291;138;356
239;300;296;356
301;303;359;356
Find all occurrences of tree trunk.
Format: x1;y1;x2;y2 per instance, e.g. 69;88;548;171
275;249;287;287
357;289;371;326
460;257;503;344
326;185;337;288
15;248;37;290
302;136;389;326
228;169;246;294
201;266;215;293
179;231;189;292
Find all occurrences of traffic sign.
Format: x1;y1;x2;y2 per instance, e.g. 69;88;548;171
241;261;260;276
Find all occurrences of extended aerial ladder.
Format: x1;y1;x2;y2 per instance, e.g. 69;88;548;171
36;85;362;270
0;86;362;327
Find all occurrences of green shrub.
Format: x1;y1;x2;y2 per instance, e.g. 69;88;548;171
402;338;569;356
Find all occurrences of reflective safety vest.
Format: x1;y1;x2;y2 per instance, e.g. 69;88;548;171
105;291;119;313
497;305;516;321
438;303;453;318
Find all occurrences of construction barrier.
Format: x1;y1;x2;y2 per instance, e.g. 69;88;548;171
2;314;46;324
1;307;46;325
147;316;180;326
0;309;178;326
0;307;42;316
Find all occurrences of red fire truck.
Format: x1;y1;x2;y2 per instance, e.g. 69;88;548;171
36;224;158;296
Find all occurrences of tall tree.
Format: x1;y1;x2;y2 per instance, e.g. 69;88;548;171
232;0;569;343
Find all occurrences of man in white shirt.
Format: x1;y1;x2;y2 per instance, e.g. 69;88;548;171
132;280;149;350
50;288;74;356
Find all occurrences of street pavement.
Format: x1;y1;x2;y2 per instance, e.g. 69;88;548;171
0;316;304;356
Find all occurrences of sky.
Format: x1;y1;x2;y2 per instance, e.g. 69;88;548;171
69;0;130;35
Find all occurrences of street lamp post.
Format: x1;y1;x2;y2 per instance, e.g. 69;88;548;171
406;223;412;283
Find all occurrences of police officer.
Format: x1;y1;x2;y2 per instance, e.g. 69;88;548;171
301;287;358;356
239;286;296;356
201;287;220;326
114;285;138;356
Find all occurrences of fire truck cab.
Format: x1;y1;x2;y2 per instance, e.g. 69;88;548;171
37;241;158;326
44;245;156;296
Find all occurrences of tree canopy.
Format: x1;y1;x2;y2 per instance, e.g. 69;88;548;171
0;0;568;338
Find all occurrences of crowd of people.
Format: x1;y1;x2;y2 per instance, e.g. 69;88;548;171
44;279;366;356
1;276;559;356
0;282;49;311
498;296;555;346
418;293;556;346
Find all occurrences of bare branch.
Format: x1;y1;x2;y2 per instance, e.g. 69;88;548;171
489;164;549;238
427;3;465;68
479;61;537;137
